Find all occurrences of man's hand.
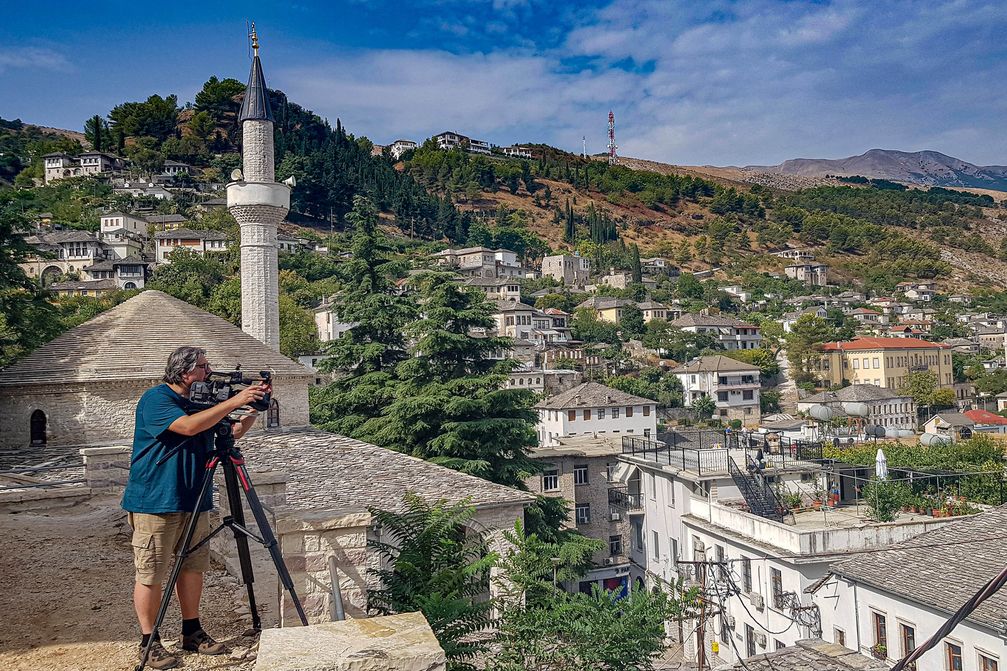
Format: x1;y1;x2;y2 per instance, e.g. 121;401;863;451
230;383;270;410
168;383;272;437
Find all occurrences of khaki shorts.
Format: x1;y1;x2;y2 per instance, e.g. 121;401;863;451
128;512;211;585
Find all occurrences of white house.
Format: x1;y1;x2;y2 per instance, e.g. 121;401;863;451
534;382;656;447
389;139;417;159
99;227;145;261
672;314;762;350
153;228;230;264
100;212;149;237
501;145;532;159
431;246;524;279
465;276;522;302
782;306;828;333
671;355;762;424
313;298;357;342
82;254;150;290
812;506;1007;671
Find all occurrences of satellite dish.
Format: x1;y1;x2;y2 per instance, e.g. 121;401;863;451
231;168;243;181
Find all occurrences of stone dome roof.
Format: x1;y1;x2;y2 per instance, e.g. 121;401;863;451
0;290;312;386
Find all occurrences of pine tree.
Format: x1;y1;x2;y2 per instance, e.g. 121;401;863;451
631;243;642;283
360;271;540;488
311;196;416;435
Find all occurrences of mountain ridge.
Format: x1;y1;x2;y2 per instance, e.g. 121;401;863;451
743;148;1007;190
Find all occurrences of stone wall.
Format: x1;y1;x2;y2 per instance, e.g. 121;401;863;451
0;377;310;449
242;120;275;182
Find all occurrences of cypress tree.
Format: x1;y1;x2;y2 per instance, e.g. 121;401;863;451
631;243;642;283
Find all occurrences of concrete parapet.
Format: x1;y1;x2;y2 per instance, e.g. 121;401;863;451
80;445;131;491
255;612;446;671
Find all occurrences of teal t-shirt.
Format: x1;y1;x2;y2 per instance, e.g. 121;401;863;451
121;384;215;514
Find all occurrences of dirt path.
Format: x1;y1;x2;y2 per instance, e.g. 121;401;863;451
0;497;262;671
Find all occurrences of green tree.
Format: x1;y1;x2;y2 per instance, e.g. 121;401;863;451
571;308;620;345
368;495;496;670
620;304;645;340
108;94;180;143
723;347;780;379
692;394;716;420
785;314;834;382
84;114;109;152
630;243;642;283
146;248;231;309
641;320;719;361
901;370;940;417
194;76;245;122
278;295;318;358
361;271;539;488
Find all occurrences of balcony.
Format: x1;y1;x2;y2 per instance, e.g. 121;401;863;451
608;487;642;511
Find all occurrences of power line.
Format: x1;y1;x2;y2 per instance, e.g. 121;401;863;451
722;571;799;637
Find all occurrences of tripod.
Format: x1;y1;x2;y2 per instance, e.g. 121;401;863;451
137;420;308;671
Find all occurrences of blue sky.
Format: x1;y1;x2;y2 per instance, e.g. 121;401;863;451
3;0;1007;166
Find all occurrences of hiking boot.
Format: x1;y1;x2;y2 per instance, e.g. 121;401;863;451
181;629;227;655
138;640;179;670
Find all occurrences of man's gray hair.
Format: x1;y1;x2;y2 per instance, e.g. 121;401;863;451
163;346;207;384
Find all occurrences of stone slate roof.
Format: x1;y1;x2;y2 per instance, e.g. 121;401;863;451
0;290;312;386
716;639;888;671
239;54;275;122
672;313;755;328
146;214;188;224
575;296;635;310
831;505;1007;630
534;381;653;409
48;278;118;291
239;428;533;512
799;384;908;404
38;230;100;244
153;228;229;241
928;411;974;427
670;355;760;374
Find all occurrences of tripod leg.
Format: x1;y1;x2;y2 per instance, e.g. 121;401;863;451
231;455;309;626
222;457;262;631
137;458;219;671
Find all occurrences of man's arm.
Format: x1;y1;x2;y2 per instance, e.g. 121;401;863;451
231;411;258;440
167;384;269;436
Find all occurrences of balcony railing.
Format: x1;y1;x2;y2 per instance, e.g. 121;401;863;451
608;487;642;510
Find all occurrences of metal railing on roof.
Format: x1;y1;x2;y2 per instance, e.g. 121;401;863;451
621;435;729;476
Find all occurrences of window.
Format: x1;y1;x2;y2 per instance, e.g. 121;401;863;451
633;520;643;551
834;628;846;647
609;535;622;556
643;405;651;416
874;357;881;368
584;409;592;420
714;545;725;580
775;640;786;651
873;612;888;651
717;391;729;402
742;557;752;593
746;624;756;658
626;406;634;417
666;479;675;507
575;503;590;525
652;531;660;560
946;642;962;671
979;653;999;671
606;462;615;481
900;624;916;669
853;359;860;369
543;470;559;492
598;408;606;420
743;390;754;400
670;538;679;568
612;407;620;419
573;464;589;486
568;410;576;422
770;568;783;609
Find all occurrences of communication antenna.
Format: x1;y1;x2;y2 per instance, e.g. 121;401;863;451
607;111;618;165
582;135;587;159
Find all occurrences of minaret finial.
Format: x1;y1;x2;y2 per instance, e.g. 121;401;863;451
250;22;259;57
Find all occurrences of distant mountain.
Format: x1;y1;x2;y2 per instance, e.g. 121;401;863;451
746;149;1007;190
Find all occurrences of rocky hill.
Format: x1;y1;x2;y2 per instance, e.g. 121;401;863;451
746;148;1007;191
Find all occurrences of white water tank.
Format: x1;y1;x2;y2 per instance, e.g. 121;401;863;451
842;402;870;418
808;405;834;421
920;432;950;446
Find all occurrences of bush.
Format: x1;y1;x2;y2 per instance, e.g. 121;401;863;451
860;478;911;522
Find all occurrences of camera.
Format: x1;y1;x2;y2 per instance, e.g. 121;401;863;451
188;365;272;412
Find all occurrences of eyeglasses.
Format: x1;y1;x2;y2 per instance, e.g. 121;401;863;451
193;363;211;370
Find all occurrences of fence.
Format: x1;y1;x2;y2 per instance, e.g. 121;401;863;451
621;435;730;476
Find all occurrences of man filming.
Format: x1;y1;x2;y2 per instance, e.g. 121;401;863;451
121;346;270;669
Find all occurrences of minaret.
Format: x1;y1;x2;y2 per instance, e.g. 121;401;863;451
228;24;289;351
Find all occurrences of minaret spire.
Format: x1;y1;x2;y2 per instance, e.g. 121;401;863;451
228;24;289;351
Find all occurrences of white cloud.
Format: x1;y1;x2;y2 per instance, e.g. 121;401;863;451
0;47;71;74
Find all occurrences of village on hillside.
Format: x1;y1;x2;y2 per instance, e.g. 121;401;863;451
2;21;1007;671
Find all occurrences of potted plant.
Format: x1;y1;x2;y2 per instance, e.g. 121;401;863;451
871;643;887;660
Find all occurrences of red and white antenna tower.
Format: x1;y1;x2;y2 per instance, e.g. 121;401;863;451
607;111;618;165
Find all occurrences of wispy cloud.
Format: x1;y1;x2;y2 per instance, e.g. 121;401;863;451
0;47;72;74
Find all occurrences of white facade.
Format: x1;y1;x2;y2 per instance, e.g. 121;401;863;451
536;401;656;447
314;304;357;342
672;356;761;424
100;212;149;237
154;232;230;264
389;139;417;159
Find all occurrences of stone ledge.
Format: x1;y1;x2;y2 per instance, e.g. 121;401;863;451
80;446;131;457
0;486;93;503
276;508;371;533
255;612;445;671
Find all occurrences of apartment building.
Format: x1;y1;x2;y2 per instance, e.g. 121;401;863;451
464;276;521;302
814;337;953;390
501;145;533;159
431;246;525;278
672;314;763;350
525;435;632;595
671;355;762;424
388;139;417;159
535;382;657;447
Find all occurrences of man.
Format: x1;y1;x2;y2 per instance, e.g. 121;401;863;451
121;346;270;669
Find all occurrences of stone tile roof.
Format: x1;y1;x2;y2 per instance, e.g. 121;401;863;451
239;427;534;512
575;296;635;310
39;230;100;244
716;639;888;671
670;355;761;374
672;313;756;328
534;381;653;409
153;228;228;240
799;384;908;404
48;278;118;291
146;214;189;224
831;505;1007;630
0;290;312;386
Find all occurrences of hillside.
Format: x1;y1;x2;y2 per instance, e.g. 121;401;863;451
746;148;1007;191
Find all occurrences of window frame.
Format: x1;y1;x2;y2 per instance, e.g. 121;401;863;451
542;469;559;492
573;464;589;486
575;503;591;525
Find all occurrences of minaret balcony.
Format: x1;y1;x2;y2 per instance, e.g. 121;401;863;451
226;181;290;211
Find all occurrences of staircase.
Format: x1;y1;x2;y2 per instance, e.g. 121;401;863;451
728;456;786;523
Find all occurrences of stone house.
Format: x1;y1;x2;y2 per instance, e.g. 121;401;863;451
541;253;591;286
525;435;632;595
154;228;230;263
100;211;150;238
671;355;762;424
82;254;151;289
672;314;762;350
20;230;110;285
0;290;314;449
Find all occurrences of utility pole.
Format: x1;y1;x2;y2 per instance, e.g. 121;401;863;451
697;561;707;671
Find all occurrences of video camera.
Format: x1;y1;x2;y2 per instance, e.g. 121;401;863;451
188;365;272;412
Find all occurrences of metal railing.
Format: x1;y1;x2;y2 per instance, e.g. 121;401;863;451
608;487;643;510
621;435;730;476
728;456;786;523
